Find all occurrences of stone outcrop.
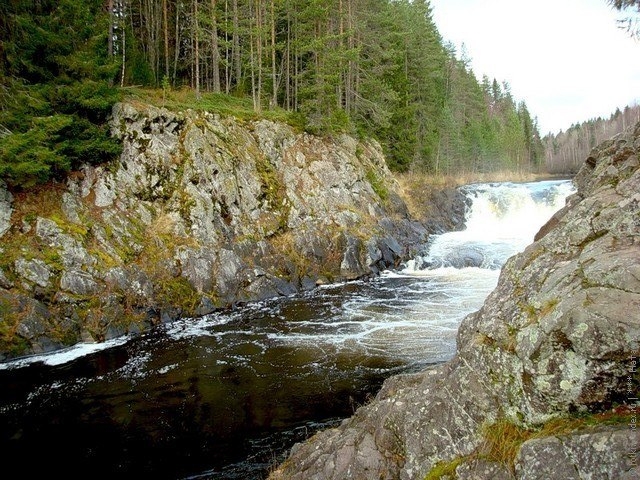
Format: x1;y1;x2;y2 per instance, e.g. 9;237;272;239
0;102;438;360
268;123;640;479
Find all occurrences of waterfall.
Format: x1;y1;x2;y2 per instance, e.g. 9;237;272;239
403;179;575;272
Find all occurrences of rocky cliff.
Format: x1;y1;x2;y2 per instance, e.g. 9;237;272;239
268;124;640;478
0;102;436;360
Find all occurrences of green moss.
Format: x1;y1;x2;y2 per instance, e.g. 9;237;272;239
88;247;120;270
479;410;635;473
254;154;290;235
0;298;30;357
47;316;80;346
366;168;389;202
177;191;196;224
423;457;463;480
523;303;537;322
155;276;200;313
0;236;24;272
422;407;636;480
268;231;312;279
40;246;64;273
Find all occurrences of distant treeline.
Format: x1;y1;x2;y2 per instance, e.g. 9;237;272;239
543;104;640;174
1;0;544;188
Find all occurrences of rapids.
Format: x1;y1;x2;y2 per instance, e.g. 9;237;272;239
0;179;574;479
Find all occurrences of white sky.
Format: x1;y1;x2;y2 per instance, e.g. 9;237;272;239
429;0;640;135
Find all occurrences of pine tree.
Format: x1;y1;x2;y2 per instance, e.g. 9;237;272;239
0;0;122;188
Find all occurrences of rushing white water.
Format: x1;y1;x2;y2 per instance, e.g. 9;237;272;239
343;179;575;363
406;179;576;271
242;178;576;366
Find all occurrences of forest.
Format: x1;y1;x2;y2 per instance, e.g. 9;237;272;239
0;0;602;189
544;103;640;174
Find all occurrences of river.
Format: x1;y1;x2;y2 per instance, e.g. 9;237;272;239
0;179;574;479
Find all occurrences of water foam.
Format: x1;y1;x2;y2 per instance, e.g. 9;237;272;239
405;180;575;272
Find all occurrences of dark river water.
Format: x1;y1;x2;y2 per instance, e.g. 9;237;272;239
0;180;574;479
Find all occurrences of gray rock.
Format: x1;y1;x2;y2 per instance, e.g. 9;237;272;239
176;247;216;293
35;217;64;245
340;234;365;279
0;269;13;289
0;100;427;359
60;271;99;295
36;217;95;270
103;267;154;301
61;192;82;224
0;290;59;354
456;459;514;480
0;180;13;238
14;258;52;289
515;426;637;480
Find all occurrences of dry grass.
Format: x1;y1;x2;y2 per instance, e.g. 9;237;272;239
423;407;634;479
10;181;66;224
479;419;532;469
395;170;561;191
480;407;634;472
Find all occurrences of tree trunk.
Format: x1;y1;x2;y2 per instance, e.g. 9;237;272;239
194;0;201;99
255;0;263;112
232;0;241;87
108;0;114;57
346;0;355;114
163;0;169;79
173;0;180;85
224;0;230;93
270;0;277;108
250;0;257;110
120;0;127;87
210;0;221;92
285;8;290;110
337;0;343;109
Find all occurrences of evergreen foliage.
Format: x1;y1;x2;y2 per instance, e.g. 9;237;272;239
0;0;122;188
1;0;547;188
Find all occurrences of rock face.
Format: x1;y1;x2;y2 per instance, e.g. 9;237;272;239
0;102;433;360
268;123;640;479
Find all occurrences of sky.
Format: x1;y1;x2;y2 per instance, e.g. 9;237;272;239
429;0;640;135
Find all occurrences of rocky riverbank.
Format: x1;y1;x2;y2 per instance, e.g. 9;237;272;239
268;123;640;479
0;102;465;361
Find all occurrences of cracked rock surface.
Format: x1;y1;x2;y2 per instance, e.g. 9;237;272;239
1;102;460;360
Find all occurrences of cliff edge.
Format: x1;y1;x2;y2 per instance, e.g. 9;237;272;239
0;102;435;360
268;124;640;478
